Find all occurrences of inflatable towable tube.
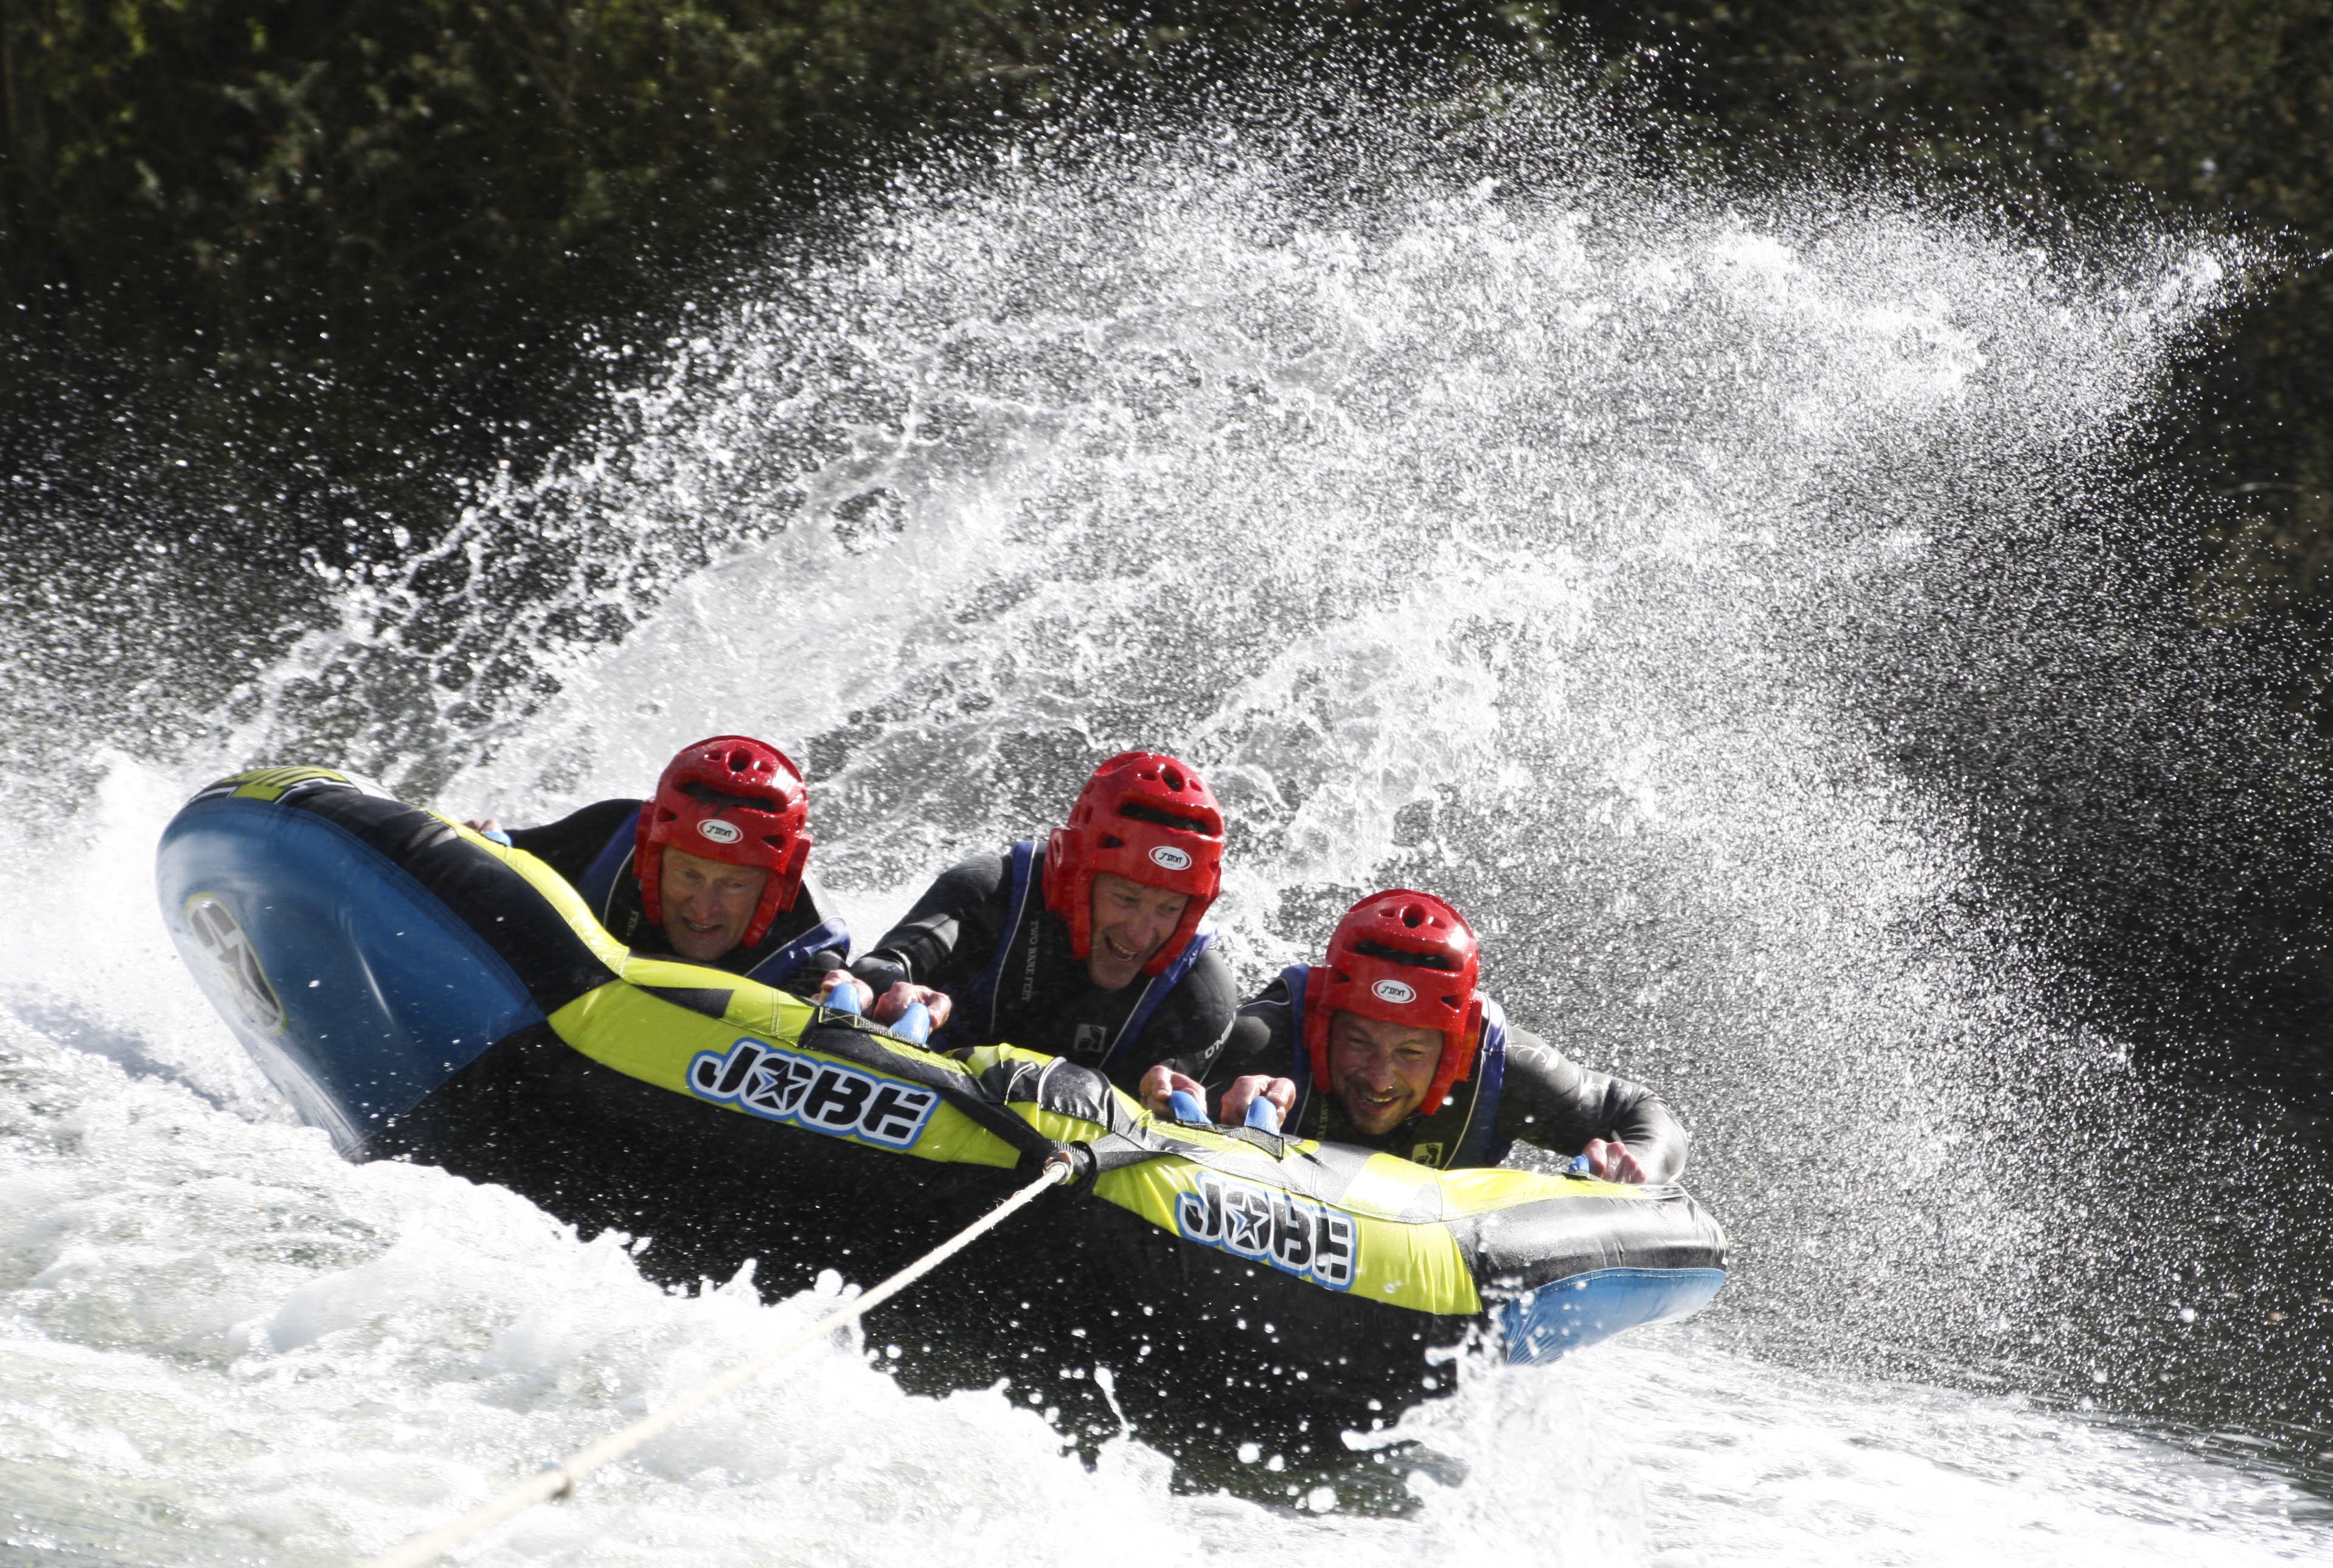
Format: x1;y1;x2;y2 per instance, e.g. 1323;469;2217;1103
157;768;1726;1410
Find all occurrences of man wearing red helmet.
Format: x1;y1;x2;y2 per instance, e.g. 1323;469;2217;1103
832;751;1238;1091
467;736;849;993
1173;889;1685;1181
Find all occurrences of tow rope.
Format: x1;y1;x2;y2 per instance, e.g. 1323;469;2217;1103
356;1153;1077;1568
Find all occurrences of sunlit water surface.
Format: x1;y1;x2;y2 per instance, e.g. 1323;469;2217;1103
4;85;2329;1564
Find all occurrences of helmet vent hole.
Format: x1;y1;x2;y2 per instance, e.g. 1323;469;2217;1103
1163;766;1185;792
1350;938;1456;971
1118;802;1216;835
1400;905;1425;927
1099;834;1125;850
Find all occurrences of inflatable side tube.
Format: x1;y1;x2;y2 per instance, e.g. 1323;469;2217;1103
1495;1267;1728;1365
158;769;608;1148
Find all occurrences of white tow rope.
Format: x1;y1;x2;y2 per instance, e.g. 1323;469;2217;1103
357;1155;1074;1568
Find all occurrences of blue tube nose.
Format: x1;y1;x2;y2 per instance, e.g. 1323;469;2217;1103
1167;1089;1209;1125
892;1001;933;1045
1243;1096;1282;1133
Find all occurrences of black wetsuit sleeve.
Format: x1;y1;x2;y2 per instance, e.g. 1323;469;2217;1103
754;887;852;1000
1497;1027;1689;1182
779;940;851;997
847;853;1011;995
1120;946;1239;1084
504;800;641;888
1203;977;1297;1108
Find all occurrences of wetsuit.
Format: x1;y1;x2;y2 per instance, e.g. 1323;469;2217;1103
847;842;1236;1091
1209;969;1688;1178
505;799;849;997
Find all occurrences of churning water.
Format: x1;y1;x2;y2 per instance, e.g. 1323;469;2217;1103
4;80;2330;1563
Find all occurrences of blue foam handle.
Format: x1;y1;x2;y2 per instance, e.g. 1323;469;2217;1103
1243;1097;1282;1133
894;1001;933;1045
1167;1089;1208;1125
1565;1154;1594;1176
825;982;863;1017
481;828;513;847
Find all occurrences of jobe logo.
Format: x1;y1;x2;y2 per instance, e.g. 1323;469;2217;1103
1148;845;1192;872
182;893;286;1035
1371;978;1416;1005
687;1038;939;1150
697;819;743;845
1174;1170;1356;1291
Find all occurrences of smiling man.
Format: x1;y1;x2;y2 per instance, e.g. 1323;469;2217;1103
469;735;849;994
833;751;1236;1092
1172;889;1687;1179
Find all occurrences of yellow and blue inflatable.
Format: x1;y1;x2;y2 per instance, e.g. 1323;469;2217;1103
156;768;1726;1446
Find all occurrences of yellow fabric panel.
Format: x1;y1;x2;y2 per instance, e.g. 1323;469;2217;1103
552;980;747;1094
613;953;810;1040
957;1042;1055;1077
1316;1153;1646;1221
1335;1151;1458;1220
545;980;1021;1169
1346;1210;1486;1314
1431;1164;1647;1216
1093;1158;1484;1315
218;766;356;802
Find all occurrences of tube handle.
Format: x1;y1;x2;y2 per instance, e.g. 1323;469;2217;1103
1243;1096;1282;1133
1167;1089;1209;1125
892;1001;933;1045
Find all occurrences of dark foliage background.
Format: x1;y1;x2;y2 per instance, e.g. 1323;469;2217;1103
13;2;2327;578
6;1;2332;1088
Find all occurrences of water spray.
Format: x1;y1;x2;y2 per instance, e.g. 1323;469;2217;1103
356;1156;1076;1568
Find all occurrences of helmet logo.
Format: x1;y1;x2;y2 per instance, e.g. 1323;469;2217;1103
1371;978;1416;1005
697;819;743;845
1149;845;1192;871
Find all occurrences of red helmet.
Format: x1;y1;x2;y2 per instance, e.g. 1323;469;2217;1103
1303;889;1483;1117
1041;751;1225;976
636;735;812;948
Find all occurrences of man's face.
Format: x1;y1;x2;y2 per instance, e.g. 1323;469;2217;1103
658;845;768;962
1085;872;1191;991
1327;1010;1444;1136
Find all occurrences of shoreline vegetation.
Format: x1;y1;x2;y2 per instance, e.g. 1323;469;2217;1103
7;2;2332;1092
